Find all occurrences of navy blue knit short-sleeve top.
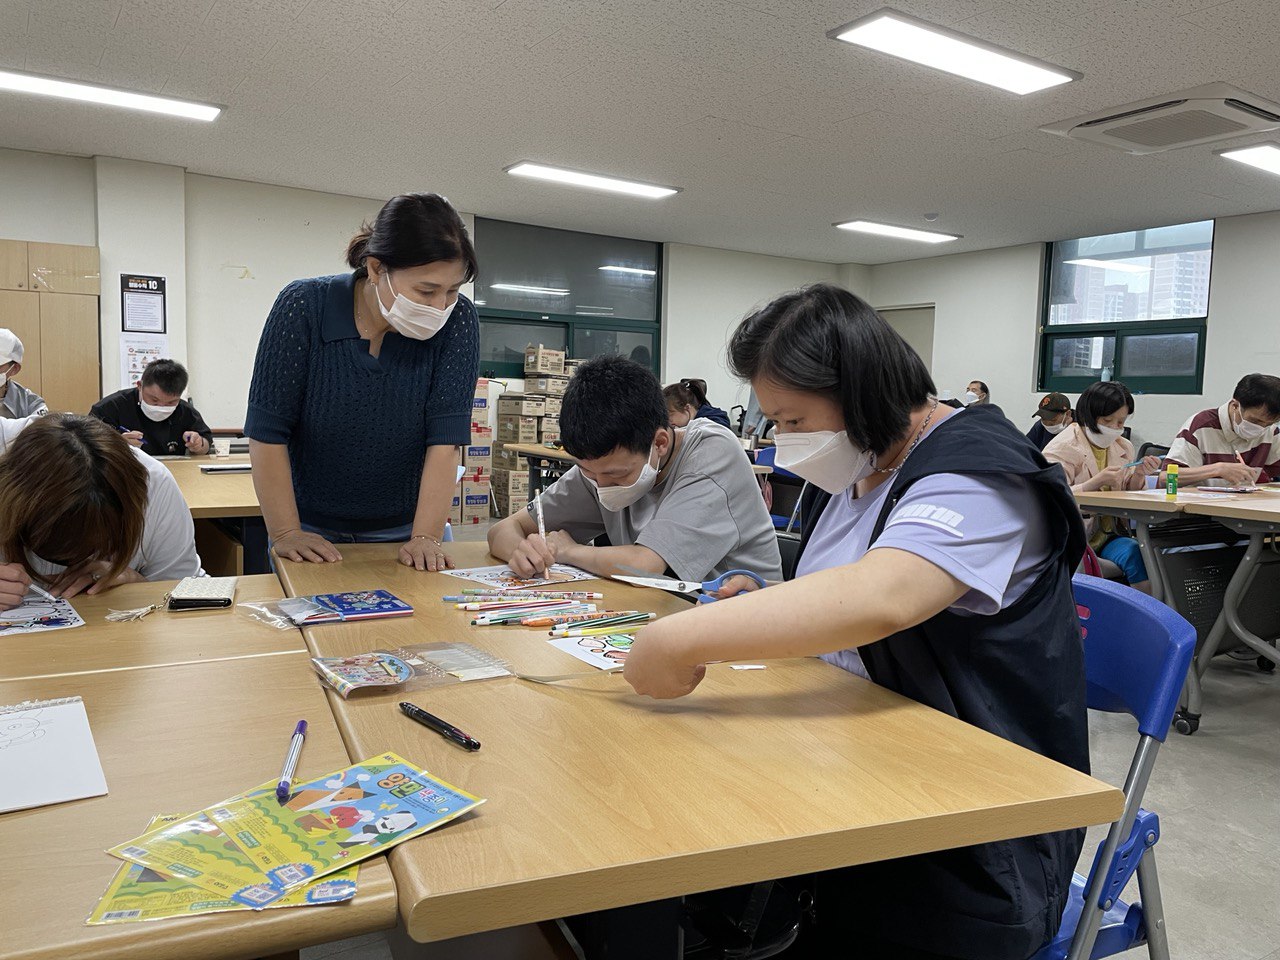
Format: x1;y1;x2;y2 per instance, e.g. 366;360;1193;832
245;272;478;532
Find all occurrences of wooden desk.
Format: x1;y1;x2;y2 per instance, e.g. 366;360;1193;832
278;543;1122;944
1;576;299;683
0;656;397;960
163;455;259;520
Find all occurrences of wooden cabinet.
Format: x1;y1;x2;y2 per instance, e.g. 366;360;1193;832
0;241;102;414
0;291;42;395
27;242;101;295
0;240;28;291
38;293;100;414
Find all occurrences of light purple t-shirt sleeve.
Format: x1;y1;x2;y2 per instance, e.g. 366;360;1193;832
871;473;1053;615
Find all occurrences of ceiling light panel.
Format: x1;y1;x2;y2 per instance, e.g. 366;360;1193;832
828;8;1080;95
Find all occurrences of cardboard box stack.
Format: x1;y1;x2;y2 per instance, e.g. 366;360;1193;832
455;378;493;526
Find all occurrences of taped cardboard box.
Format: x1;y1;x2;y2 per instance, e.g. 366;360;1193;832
496;394;546;417
527;375;569;397
497;416;540;445
524;344;566;375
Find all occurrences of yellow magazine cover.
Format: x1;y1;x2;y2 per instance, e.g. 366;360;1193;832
89;815;359;924
106;808;287;907
206;752;483;890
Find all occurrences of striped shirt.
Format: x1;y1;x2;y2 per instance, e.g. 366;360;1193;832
1163;402;1280;483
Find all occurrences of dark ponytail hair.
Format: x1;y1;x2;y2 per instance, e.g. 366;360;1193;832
728;283;935;455
663;378;709;411
345;193;477;281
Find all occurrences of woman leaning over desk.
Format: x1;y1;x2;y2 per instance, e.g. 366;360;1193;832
246;194;478;571
623;284;1090;960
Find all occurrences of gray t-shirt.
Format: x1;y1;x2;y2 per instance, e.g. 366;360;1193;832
0;381;48;419
533;419;783;582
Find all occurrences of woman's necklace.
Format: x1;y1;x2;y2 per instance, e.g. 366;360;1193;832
871;398;940;476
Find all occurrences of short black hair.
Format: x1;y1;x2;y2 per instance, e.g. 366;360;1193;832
560;356;669;459
971;380;990;398
727;283;935;455
140;359;188;397
1233;374;1280;416
1075;381;1134;432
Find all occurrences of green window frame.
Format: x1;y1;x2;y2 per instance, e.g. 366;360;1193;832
1037;222;1213;395
477;310;662;380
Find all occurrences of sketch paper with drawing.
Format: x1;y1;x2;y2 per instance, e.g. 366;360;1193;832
0;696;107;813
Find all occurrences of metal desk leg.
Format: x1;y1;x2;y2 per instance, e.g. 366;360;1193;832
526;456;542;499
1177;531;1276;733
1134;519;1166;605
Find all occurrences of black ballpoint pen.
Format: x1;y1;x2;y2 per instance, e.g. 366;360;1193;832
399;701;481;751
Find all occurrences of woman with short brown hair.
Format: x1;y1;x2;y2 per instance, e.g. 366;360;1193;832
0;415;201;608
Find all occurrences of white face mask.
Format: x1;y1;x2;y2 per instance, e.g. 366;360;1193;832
1043;421;1068;435
963;390;980;405
140;399;178;422
376;273;455;340
1233;408;1268;442
589;446;660;511
774;430;874;495
1086;425;1124;448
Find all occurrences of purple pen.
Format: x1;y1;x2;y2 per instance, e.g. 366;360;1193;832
275;720;308;802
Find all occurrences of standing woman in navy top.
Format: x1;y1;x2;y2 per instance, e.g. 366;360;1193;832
245;194;478;571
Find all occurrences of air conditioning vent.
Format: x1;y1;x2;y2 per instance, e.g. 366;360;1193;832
1040;83;1280;154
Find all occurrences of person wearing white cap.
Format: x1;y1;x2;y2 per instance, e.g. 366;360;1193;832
0;329;49;420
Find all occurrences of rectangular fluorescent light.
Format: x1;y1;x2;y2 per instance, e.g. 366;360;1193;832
490;283;571;296
1217;142;1280;177
0;68;221;121
506;162;679;199
827;8;1080;95
835;220;961;243
1064;258;1151;274
599;265;657;276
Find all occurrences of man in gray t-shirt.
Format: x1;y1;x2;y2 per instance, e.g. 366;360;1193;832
488;357;782;584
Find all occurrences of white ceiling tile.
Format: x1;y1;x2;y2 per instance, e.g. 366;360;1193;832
0;0;1277;262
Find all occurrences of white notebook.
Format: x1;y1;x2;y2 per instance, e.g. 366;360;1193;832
0;696;108;813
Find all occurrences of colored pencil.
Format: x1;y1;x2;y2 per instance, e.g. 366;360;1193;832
553;623;648;638
550;613;655;636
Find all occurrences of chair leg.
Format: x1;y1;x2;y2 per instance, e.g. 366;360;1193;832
1137;849;1171;960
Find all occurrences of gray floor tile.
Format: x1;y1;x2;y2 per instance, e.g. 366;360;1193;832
1079;658;1280;960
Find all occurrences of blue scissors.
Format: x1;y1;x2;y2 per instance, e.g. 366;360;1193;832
613;569;768;603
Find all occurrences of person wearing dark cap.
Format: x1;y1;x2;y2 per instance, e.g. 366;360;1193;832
1026;392;1073;451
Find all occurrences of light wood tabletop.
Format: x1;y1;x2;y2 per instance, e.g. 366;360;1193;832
1179;489;1280;523
278;542;1123;944
0;655;398;960
502;442;772;474
1073;489;1187;513
1;575;300;683
162;454;260;520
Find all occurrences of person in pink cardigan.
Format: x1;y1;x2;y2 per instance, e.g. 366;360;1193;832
1042;381;1161;591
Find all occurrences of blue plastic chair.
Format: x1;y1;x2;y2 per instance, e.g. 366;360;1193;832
754;446;808;533
1033;576;1196;960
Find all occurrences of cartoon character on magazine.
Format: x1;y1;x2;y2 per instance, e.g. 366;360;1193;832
284;773;374;811
337;811;419;848
296;804;375;835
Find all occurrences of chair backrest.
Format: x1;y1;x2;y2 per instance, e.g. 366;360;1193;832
754;445;800;481
1072;575;1196;741
1138;442;1171;460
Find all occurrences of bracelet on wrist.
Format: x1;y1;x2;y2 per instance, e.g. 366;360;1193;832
411;534;444;547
